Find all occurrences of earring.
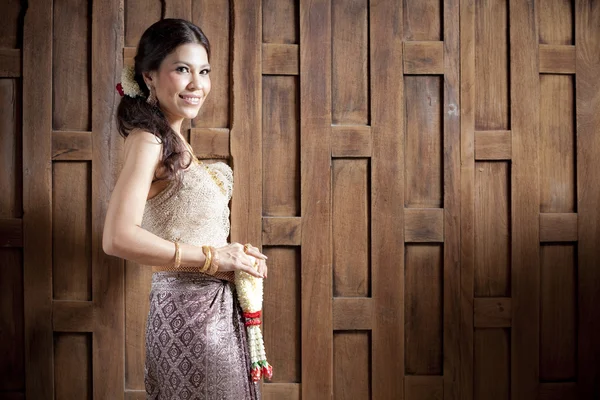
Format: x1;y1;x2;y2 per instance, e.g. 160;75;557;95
146;85;158;106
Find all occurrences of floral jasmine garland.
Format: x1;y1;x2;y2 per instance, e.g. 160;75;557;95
116;65;145;98
235;256;273;382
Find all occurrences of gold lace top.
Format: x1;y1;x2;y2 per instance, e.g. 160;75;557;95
141;161;235;281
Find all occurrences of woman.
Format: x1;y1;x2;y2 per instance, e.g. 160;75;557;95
102;19;265;399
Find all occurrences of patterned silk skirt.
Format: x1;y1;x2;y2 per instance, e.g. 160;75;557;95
145;272;261;399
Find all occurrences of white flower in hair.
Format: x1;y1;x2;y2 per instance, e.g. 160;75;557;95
116;65;145;98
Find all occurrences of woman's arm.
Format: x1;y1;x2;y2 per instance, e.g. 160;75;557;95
102;129;203;267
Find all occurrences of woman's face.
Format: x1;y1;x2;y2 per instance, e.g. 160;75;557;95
144;42;211;126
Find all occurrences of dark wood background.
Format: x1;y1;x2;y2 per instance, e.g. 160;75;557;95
1;0;599;399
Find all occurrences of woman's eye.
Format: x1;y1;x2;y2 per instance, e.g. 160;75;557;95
176;66;189;73
200;68;211;75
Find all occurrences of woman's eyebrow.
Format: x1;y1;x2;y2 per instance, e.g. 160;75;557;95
172;60;210;68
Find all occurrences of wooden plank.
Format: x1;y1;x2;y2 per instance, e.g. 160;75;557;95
54;333;92;400
333;332;370;400
52;300;94;332
263;248;301;383
124;390;146;400
403;0;442;41
22;0;54;396
539;0;573;45
0;79;21;220
189;128;230;159
404;376;444;400
474;130;512;160
474;329;510;400
404;208;444;243
0;49;20;77
300;0;333;396
263;383;301;400
539;382;577;400
124;2;160;47
405;244;443;375
263;76;300;217
163;0;191;19
192;0;230;128
370;0;404;397
405;76;443;208
0;218;22;247
331;125;372;158
403;41;444;75
459;0;476;398
332;298;372;331
575;3;600;396
263;0;298;44
123;47;135;67
52;131;93;161
262;217;301;246
332;0;368;125
474;298;511;328
91;0;124;397
510;0;541;398
333;159;369;297
539;45;575;74
539;213;578;242
262;43;299;75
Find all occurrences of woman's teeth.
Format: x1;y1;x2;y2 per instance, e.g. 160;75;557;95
180;95;200;104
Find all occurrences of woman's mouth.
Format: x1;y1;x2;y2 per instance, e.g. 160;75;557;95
179;95;201;105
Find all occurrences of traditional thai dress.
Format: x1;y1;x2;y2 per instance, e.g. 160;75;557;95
141;161;260;399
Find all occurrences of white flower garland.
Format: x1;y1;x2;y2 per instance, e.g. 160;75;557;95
235;256;273;382
116;65;145;98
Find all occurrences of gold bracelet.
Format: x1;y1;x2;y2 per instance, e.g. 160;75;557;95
201;245;212;273
173;241;181;269
206;246;219;275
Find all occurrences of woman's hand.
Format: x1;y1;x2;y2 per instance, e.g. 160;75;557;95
213;242;267;278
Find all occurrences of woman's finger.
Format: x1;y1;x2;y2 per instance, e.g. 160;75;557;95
243;244;268;260
258;259;268;279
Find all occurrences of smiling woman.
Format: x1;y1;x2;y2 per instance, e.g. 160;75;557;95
102;18;266;400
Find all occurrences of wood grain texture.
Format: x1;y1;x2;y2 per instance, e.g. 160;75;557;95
52;300;93;332
263;0;298;44
370;0;404;397
403;0;442;41
263;248;301;383
475;130;512;160
52;131;93;161
459;0;476;397
0;49;20;77
189;128;230;158
332;298;372;331
333;332;370;400
262;76;300;217
404;208;444;243
539;45;576;74
91;0;124;397
163;0;191;19
0;218;22;247
54;333;92;400
192;0;230;128
474;329;510;400
262;217;301;246
403;41;444;75
22;0;54;395
510;0;541;398
333;159;369;297
124;0;160;47
474;297;511;328
262;43;299;75
331;125;371;158
540;0;573;45
539;382;578;400
0;0;20;49
300;0;333;396
405;244;443;375
52;162;92;301
0;79;21;220
575;2;600;396
263;383;301;400
539;213;578;242
404;376;444;400
405;76;443;208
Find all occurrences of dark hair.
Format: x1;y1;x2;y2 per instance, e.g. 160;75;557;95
116;18;210;188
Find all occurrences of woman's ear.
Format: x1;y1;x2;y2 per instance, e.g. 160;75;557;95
142;71;155;89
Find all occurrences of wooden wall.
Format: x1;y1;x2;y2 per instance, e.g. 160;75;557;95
1;0;599;399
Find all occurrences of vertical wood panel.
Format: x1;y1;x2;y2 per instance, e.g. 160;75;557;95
263;0;298;44
405;244;443;375
540;245;576;381
370;0;404;398
404;76;443;208
331;0;368;125
300;0;333;397
91;0;124;397
54;333;92;400
575;2;600;397
23;0;54;396
474;329;510;400
333;332;370;400
53;0;90;131
539;0;573;45
0;79;21;218
262;76;300;217
403;0;442;41
510;0;541;398
52;162;92;301
192;1;230;128
124;0;161;47
0;0;20;48
474;162;510;297
475;0;509;130
332;159;369;297
163;0;191;19
539;75;575;213
263;247;301;383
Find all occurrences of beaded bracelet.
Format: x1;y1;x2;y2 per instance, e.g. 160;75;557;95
173;241;181;269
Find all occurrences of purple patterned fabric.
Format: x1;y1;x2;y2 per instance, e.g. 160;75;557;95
145;272;261;399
